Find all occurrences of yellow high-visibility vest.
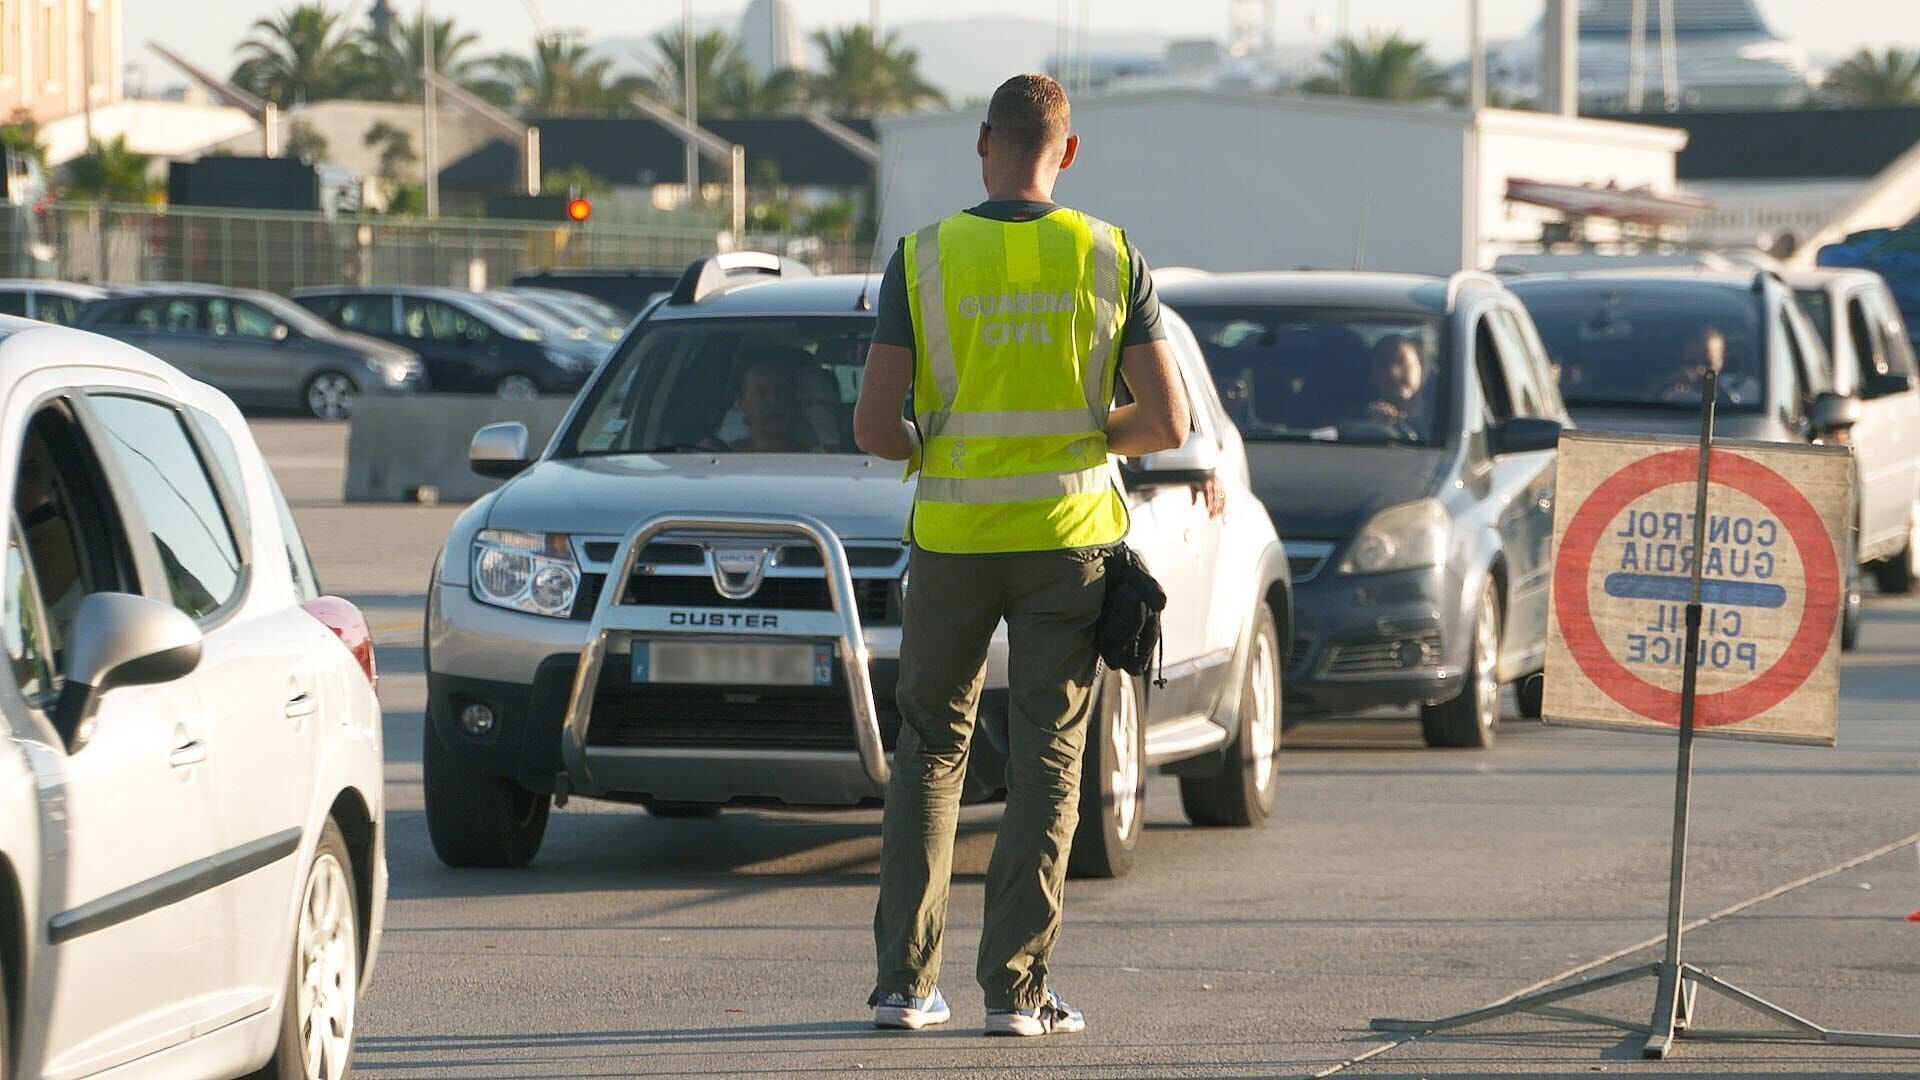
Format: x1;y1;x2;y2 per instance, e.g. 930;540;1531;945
903;208;1130;554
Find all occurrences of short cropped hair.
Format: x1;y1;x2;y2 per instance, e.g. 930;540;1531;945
986;74;1070;158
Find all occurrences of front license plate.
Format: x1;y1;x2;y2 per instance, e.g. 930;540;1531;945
633;642;834;686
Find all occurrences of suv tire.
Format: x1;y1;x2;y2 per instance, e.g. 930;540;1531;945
259;820;359;1080
423;720;550;868
1069;667;1146;879
1872;508;1919;595
1180;607;1281;828
1421;580;1502;749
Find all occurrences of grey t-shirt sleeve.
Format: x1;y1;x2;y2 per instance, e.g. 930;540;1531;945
870;241;915;349
1121;240;1167;347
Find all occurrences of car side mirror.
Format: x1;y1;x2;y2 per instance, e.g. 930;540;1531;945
271;322;292;343
470;421;531;479
1809;391;1863;435
1860;370;1914;399
1487;417;1563;457
1126;433;1219;488
52;593;202;753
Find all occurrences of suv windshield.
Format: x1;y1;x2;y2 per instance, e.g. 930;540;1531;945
1174;305;1450;445
565;316;872;455
1515;283;1767;410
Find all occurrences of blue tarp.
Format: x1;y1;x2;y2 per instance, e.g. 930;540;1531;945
1817;226;1920;321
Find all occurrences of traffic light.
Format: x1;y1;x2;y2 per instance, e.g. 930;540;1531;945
566;196;592;223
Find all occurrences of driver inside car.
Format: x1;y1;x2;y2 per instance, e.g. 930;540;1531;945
1657;325;1760;404
707;354;811;453
1360;333;1427;429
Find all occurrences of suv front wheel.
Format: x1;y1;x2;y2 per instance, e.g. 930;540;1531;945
423;720;551;867
1421;580;1502;749
1180;607;1281;827
1069;667;1146;879
1873;505;1919;595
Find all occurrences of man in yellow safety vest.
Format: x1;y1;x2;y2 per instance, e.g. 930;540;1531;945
853;73;1190;1038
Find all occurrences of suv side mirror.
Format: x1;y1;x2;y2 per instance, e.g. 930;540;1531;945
1487;417;1563;456
52;593;202;752
1125;433;1219;488
1809;391;1863;435
470;421;531;479
271;322;292;343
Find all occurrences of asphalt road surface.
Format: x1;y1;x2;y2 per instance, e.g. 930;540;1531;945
259;419;1920;1079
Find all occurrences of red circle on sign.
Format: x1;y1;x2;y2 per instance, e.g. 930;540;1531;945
1554;448;1839;728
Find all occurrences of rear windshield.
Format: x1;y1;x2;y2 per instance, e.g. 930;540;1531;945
564;316;873;455
1515;283;1766;410
1171;304;1451;445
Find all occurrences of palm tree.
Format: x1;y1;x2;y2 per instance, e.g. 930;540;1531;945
1301;34;1450;102
1822;48;1920;106
63;137;161;203
0;112;46;171
359;13;487;101
231;3;368;105
709;66;807;117
808;25;945;116
482;34;649;116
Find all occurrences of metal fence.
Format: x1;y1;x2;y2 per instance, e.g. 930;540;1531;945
2;202;862;293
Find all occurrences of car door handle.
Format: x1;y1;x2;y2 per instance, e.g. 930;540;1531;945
285;689;318;720
169;739;208;769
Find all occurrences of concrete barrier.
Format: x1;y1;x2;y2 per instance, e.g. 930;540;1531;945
345;395;574;502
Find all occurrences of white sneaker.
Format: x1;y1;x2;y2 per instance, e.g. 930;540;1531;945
984;990;1086;1037
870;987;951;1030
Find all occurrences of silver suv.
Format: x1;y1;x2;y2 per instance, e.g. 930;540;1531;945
423;254;1295;878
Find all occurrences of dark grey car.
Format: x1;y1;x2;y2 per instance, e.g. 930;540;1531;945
76;285;424;418
1160;270;1568;748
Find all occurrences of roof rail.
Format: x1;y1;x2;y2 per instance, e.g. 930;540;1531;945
1445;270;1504;310
668;251;813;306
1751;267;1783;293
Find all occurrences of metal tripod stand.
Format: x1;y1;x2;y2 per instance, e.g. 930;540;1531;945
1372;373;1920;1059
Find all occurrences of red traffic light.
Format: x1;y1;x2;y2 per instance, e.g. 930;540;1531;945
566;197;592;222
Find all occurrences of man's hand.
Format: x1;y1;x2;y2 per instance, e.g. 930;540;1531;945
1105;339;1189;457
1190;475;1226;519
854;342;919;462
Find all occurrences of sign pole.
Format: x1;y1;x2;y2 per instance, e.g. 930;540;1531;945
1371;369;1920;1056
1644;370;1717;1057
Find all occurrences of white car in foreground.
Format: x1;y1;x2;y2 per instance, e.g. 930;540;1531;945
0;317;386;1079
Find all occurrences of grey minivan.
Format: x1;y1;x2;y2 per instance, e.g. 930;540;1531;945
1510;270;1868;645
77;285;424;418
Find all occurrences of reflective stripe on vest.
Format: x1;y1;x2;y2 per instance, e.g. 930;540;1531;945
903;209;1131;555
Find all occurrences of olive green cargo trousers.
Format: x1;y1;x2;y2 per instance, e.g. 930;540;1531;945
872;545;1106;1011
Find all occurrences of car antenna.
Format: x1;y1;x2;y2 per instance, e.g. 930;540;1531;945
855;147;900;312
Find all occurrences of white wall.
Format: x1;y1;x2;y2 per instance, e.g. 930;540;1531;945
39;99;259;166
1471;109;1686;267
1685;178;1863;249
879;90;1473;276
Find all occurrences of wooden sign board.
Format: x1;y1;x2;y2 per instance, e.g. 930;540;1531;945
1543;431;1851;746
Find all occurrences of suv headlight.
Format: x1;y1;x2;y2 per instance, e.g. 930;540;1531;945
472;530;579;617
1339;498;1450;575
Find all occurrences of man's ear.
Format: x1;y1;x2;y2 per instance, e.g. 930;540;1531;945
1058;134;1079;171
977;122;992;160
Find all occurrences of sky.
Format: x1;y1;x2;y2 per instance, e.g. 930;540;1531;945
127;0;1920;94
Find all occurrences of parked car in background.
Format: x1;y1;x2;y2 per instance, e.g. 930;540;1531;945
1788;268;1920;595
293;285;599;399
1160;271;1566;748
506;286;633;342
75;284;424;419
0;279;105;326
421;254;1293;879
481;289;616;360
507;266;683;317
0;315;386;1078
1510;270;1870;647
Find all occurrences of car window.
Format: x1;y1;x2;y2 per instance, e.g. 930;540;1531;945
568;317;872;455
1171;304;1450;446
402;297;493;344
38;295;87;326
270;475;322;601
231;300;282;340
1489;310;1546;419
1846;296;1888;379
305;294;385;333
1776;306;1826;424
1474;315;1515;422
0;292;27;318
188;408;250;521
1871;291;1920;379
119;297;205;335
1794;289;1834;354
89;395;244;620
4;527;57;709
1515;283;1766;409
14;405;139;668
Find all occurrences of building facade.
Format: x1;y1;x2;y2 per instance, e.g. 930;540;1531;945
0;0;121;123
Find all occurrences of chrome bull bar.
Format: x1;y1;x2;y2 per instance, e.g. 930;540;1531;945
558;512;888;792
